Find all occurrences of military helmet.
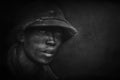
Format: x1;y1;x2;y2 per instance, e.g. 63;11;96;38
15;5;78;43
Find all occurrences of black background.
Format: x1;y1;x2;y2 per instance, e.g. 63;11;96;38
1;0;120;80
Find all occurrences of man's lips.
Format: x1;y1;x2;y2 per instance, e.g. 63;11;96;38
40;52;53;57
36;50;54;57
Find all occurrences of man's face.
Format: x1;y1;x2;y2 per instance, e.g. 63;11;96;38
23;30;61;64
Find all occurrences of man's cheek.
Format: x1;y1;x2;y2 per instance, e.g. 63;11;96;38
27;46;50;58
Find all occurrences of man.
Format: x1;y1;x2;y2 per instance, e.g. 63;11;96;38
7;4;78;80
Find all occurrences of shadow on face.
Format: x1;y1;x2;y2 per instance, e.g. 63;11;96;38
23;28;62;64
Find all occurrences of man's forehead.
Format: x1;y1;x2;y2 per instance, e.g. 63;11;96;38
24;29;61;40
35;31;61;40
24;26;62;36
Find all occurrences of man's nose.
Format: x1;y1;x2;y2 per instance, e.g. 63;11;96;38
46;40;56;46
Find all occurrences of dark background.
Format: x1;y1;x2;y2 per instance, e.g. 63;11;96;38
1;0;120;80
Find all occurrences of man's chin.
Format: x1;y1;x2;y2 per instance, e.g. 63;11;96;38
38;58;53;64
36;56;53;64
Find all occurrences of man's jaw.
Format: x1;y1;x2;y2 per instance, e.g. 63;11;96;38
35;51;55;64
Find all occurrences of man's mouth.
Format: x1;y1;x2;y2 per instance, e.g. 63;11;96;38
35;50;54;64
40;52;53;57
36;50;54;57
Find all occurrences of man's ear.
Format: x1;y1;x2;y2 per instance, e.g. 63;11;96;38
20;36;25;42
17;33;25;43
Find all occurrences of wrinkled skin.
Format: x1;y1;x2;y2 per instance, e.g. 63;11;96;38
23;30;62;64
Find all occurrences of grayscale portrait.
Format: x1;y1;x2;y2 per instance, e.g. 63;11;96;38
2;1;120;80
6;1;78;80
